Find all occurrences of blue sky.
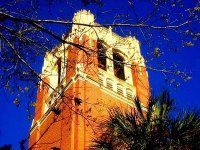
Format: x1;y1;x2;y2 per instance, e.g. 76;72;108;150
0;0;199;149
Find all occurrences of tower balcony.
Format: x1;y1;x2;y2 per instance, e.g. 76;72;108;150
98;68;136;102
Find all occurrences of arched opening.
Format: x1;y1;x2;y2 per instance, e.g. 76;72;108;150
97;40;107;70
113;52;125;80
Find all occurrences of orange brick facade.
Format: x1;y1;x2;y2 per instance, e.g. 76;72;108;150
29;10;150;150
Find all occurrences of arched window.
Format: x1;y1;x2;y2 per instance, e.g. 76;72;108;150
97;41;106;70
113;52;125;80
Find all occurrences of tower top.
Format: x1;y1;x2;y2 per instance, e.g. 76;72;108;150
70;10;143;65
73;9;95;24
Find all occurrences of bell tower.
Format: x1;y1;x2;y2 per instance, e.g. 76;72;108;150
29;10;150;150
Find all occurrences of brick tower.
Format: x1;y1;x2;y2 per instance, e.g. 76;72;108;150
29;10;150;149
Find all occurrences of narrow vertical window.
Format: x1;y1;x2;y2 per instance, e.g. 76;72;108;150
97;41;107;70
57;58;61;84
113;53;125;80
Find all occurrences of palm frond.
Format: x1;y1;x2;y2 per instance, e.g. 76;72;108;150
92;91;200;150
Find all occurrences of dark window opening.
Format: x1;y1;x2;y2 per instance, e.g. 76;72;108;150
57;58;61;84
97;41;107;70
113;53;125;80
51;147;60;150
